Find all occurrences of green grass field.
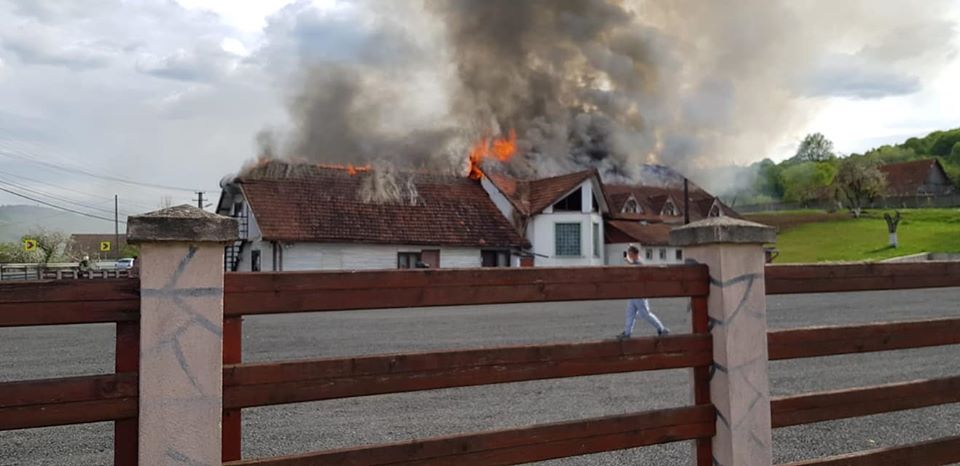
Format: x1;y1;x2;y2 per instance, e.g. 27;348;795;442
745;208;960;263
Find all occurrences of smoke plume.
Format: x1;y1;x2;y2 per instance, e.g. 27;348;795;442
255;0;957;193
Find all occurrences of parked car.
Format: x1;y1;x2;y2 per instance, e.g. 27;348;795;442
116;258;136;270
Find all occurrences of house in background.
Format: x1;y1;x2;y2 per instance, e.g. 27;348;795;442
68;234;128;260
217;162;528;272
602;173;740;265
217;161;741;271
481;168;609;267
878;159;955;197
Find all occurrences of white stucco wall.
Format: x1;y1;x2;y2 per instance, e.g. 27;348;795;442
527;179;606;267
604;243;685;265
242;243;496;271
480;176;517;226
528;213;605;267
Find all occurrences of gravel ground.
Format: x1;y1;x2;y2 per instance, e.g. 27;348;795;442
1;287;958;465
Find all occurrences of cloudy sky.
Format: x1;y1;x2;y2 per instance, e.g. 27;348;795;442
0;0;958;227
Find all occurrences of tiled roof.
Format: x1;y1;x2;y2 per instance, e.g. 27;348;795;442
878;159;945;196
238;161;528;248
604;221;673;246
604;183;740;221
526;170;597;214
483;168;597;216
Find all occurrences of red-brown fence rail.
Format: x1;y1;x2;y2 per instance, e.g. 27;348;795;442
226;405;715;466
2;261;960;466
765;262;960;466
223;265;710;316
221;265;715;465
223;334;711;409
0;278;141;465
0;279;139;327
765;261;960;295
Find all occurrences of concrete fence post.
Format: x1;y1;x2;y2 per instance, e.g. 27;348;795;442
672;217;777;466
127;205;238;466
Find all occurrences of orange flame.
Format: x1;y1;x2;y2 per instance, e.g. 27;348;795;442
468;129;517;180
317;163;371;176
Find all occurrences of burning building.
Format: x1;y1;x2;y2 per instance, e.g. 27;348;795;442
217;159;736;271
217;160;528;272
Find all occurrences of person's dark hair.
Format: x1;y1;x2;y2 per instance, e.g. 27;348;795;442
627;245;640;255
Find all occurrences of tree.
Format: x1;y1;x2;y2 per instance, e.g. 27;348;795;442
949;141;960;165
780;161;838;206
834;156;887;217
21;229;71;264
752;159;785;199
0;242;37;263
929;129;960;156
791;133;836;163
119;244;140;258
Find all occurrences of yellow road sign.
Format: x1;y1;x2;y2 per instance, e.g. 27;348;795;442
23;239;37;252
100;241;111;252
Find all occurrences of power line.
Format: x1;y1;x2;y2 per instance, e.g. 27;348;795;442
0;165;174;212
0;146;205;193
0;174;129;216
0;185;126;224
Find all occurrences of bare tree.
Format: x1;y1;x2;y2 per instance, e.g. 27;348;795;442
883;211;902;248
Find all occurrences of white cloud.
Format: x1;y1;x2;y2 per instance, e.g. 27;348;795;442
174;0;298;33
0;22;118;69
0;0;287;208
220;37;248;57
136;40;240;83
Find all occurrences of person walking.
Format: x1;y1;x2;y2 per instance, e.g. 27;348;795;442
617;245;670;339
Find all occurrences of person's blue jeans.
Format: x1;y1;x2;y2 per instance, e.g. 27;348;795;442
624;298;666;336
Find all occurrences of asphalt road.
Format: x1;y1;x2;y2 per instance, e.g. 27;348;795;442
2;287;959;465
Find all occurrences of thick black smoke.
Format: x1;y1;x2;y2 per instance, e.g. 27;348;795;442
257;0;957;192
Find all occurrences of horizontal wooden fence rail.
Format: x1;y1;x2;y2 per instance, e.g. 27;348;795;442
781;434;960;466
768;317;960;360
224;334;711;409
771;375;960;428
0;279;140;327
225;405;715;466
766;262;960;295
0;373;137;430
223;265;709;316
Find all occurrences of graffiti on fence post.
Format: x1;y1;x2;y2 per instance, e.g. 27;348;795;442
672;217;777;466
127;205;238;466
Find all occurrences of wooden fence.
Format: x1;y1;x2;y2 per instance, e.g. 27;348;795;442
1;262;959;465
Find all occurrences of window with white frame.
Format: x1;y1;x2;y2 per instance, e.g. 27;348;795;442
645;248;653;261
623;198;641;214
555;223;581;257
659;248;667;260
675;249;683;261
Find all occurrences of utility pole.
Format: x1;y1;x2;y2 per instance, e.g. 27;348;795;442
114;194;120;259
195;191;205;210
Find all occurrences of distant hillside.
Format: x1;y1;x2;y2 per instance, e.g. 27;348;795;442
0;205;122;243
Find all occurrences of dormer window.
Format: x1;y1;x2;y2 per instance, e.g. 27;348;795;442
708;202;723;217
622;198;641;214
553;188;583;212
662;198;680;217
